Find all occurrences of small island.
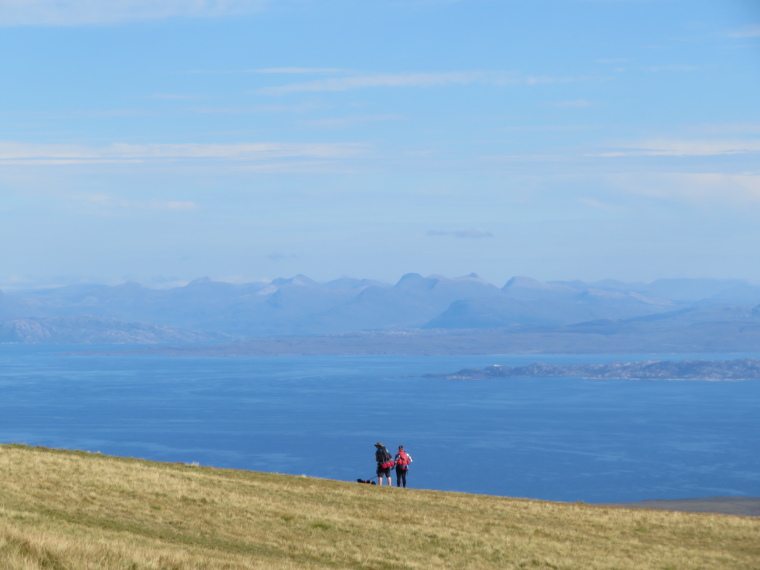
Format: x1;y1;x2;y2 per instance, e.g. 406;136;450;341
428;358;760;381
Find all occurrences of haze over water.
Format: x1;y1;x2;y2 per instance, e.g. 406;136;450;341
2;346;758;503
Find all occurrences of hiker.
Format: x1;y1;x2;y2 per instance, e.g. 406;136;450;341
394;445;413;488
374;442;393;486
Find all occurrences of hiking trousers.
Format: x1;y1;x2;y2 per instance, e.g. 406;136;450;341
395;466;408;488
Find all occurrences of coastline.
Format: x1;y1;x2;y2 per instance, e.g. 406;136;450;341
430;359;760;381
601;496;760;517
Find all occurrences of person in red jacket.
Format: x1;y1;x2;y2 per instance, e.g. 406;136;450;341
394;445;413;488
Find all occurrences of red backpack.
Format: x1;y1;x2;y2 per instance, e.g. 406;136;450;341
395;451;410;469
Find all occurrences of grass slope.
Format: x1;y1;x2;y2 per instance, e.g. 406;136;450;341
0;445;757;569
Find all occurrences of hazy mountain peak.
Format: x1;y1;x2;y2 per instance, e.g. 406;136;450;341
589;279;643;291
453;273;490;284
395;273;438;290
396;272;422;283
503;276;575;293
271;274;318;288
503;276;548;290
643;278;749;303
579;289;671;307
324;277;389;291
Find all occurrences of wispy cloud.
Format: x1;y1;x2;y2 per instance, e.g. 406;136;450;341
644;65;700;73
251;68;351;75
86;195;198;211
186;103;323;115
144;93;205;101
299;114;402;129
258;72;488;94
579;197;618;211
612;173;760;205
592;138;760;158
0;0;269;26
257;71;584;95
548;99;596;108
498;125;595;133
239;161;363;174
187;67;350;75
267;252;297;262
0;141;367;165
691;123;760;137
427;230;494;239
725;24;760;38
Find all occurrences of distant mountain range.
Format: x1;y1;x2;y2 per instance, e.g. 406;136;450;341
2;274;760;350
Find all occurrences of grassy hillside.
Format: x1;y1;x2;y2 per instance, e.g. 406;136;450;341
0;445;757;569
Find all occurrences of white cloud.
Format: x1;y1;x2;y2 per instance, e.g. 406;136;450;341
267;251;297;262
0;0;268;26
592;138;760;157
87;195;198;211
726;24;760;38
0;140;367;165
239;160;362;174
187;67;350;75
692;123;760;137
256;71;584;95
549;99;596;108
258;72;489;94
145;93;205;101
595;58;633;64
161;201;197;211
186;102;323;115
579;197;618;211
299;114;402;129
611;173;760;205
524;75;579;85
251;68;351;75
644;65;700;73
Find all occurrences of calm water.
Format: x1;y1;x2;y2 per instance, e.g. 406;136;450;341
0;346;758;503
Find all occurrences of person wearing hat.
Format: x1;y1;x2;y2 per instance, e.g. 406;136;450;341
374;442;393;486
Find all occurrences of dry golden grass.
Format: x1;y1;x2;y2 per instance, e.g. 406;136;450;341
0;444;757;569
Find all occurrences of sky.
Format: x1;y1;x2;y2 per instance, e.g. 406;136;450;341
1;0;759;290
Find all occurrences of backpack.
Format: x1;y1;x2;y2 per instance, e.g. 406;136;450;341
376;447;393;468
395;451;410;470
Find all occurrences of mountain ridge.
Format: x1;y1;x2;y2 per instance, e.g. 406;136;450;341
4;274;760;346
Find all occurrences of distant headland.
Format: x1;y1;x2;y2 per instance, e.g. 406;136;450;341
428;358;760;381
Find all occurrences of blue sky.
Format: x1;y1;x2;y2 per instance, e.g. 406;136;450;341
1;0;759;289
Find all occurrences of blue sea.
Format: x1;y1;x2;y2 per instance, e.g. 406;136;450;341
1;346;758;503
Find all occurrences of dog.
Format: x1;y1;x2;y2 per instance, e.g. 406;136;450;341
356;478;377;484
